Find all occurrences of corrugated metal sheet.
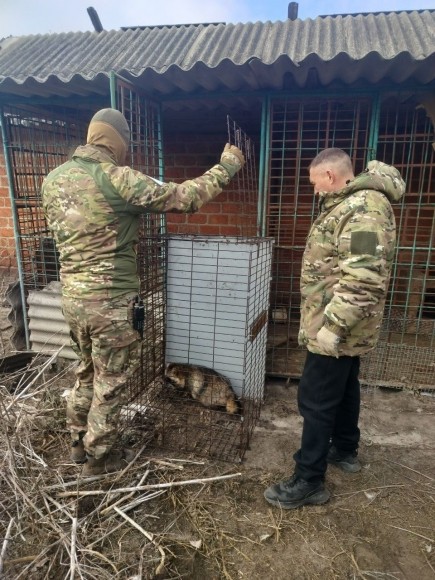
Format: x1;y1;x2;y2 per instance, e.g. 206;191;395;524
27;282;77;360
0;10;434;99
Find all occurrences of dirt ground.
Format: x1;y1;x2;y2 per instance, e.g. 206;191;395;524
240;381;435;579
1;275;435;579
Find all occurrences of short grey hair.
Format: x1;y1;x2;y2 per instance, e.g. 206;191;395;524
309;148;353;174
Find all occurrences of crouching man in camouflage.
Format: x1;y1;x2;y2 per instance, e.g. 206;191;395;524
264;148;405;509
42;108;244;475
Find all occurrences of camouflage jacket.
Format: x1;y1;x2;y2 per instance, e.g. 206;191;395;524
42;145;233;300
298;160;405;356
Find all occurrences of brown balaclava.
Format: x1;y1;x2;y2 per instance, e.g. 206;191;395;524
86;108;130;165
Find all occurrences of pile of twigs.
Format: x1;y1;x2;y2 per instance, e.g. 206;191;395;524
0;357;243;579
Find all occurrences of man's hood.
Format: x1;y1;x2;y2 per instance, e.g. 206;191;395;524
346;160;406;203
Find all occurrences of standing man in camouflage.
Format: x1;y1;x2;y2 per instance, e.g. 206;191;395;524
264;148;405;509
42;108;244;475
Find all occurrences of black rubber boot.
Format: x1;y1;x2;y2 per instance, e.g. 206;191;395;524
327;445;361;473
264;474;330;509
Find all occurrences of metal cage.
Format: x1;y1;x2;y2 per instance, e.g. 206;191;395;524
265;94;435;390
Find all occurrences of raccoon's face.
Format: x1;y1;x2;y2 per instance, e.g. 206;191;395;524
165;363;185;388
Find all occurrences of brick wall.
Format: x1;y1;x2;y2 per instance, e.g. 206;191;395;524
0;137;16;270
164;132;257;237
0;128;258;275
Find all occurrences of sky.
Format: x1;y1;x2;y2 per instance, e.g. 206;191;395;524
0;0;430;37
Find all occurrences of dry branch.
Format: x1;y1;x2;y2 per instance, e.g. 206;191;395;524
114;507;166;576
0;517;14;574
57;472;242;497
70;517;78;580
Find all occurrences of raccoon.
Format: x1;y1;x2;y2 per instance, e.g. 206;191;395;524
165;363;241;415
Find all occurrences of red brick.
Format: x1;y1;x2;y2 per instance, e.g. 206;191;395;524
177;224;199;235
0;206;13;217
229;214;253;226
164;142;186;155
220;226;240;236
166;213;186;224
208;214;229;225
199;225;221;235
201;202;221;213
165;167;187;180
0;226;14;238
187;213;207;224
176;155;197;167
216;191;231;203
221;202;243;213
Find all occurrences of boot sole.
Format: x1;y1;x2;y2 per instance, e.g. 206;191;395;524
264;489;331;510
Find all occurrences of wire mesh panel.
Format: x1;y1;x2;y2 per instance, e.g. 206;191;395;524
1;105;88;294
165;114;259;238
265;94;435;390
266;97;373;377
226;115;259;237
360;97;435;391
113;78;168;415
360;315;435;391
377;98;435;331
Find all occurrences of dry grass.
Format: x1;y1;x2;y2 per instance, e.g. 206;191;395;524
0;359;248;579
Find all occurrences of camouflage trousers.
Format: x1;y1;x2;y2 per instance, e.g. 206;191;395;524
62;293;141;459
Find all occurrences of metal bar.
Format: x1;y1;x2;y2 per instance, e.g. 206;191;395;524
257;96;268;236
367;91;381;161
0;107;30;348
109;70;117;109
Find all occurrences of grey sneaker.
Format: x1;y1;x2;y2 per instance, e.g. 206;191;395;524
327;445;361;473
264;474;330;509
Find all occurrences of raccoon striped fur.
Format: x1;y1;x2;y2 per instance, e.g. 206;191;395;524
165;363;241;415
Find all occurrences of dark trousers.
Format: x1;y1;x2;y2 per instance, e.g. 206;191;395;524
293;351;361;482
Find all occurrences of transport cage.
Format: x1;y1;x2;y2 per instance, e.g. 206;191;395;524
122;235;273;463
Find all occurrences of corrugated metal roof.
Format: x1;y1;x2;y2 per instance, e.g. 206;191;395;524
0;10;434;99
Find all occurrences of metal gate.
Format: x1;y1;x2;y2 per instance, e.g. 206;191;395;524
265;94;435;390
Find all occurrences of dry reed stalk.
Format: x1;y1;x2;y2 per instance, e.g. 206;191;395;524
0;517;14;574
113;506;166;576
57;472;243;497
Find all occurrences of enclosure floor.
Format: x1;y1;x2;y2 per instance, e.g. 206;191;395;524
122;387;261;463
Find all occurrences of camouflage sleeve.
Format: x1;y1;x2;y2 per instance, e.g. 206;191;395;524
323;194;396;335
104;163;232;213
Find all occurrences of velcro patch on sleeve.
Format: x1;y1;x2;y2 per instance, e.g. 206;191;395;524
350;231;378;256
